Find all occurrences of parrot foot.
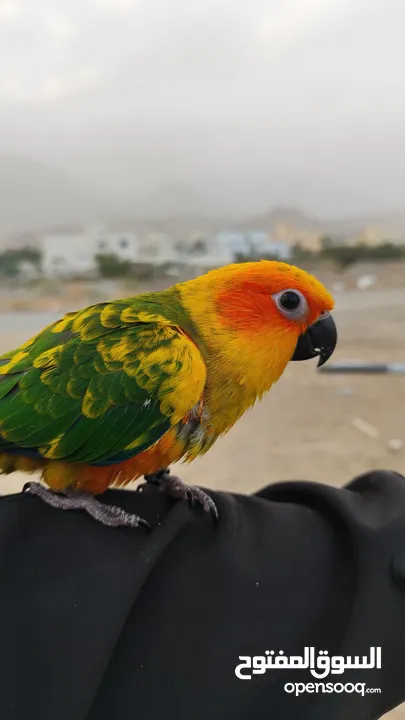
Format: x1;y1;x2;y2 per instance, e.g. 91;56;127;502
22;482;150;529
143;468;219;520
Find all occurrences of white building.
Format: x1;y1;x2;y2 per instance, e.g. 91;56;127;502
184;236;234;271
41;227;139;277
214;232;250;260
94;230;139;263
39;225;291;279
41;229;97;278
179;231;292;276
138;232;179;266
265;240;291;261
213;231;291;261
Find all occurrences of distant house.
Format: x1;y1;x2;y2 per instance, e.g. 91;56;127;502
246;231;270;255
211;231;291;262
175;231;292;275
264;240;291;261
138;232;179;266
41;229;97;278
41;227;139;277
94;231;139;263
185;236;234;271
214;232;249;260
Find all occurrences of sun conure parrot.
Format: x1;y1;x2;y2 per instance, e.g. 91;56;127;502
0;261;336;528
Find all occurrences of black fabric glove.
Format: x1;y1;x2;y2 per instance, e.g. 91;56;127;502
0;470;405;720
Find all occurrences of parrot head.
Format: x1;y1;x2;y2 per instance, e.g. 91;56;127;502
178;260;337;384
215;260;336;366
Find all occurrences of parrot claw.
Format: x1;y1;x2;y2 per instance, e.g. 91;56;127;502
22;482;150;530
143;468;219;520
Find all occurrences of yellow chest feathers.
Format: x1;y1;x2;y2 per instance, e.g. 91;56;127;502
201;330;295;436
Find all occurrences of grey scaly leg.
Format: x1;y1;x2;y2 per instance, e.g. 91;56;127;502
23;482;150;529
143;468;219;520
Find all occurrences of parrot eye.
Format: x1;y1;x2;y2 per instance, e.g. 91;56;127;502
272;289;308;320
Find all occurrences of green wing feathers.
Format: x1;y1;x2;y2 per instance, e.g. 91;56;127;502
0;298;206;465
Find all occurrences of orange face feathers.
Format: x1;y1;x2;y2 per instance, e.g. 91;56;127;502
213;261;334;335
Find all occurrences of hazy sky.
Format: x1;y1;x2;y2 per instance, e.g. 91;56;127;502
0;0;404;217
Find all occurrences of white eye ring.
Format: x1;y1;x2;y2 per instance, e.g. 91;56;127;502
272;288;308;321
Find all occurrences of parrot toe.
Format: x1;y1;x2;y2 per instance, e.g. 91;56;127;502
22;482;150;529
143;469;219;520
184;484;219;518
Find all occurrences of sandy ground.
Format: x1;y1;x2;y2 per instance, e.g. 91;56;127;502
1;288;405;718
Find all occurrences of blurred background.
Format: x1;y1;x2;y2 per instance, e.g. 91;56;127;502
1;1;405;715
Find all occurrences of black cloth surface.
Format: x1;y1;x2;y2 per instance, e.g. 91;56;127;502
1;471;405;719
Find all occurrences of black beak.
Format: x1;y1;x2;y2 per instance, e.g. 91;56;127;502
291;313;337;367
